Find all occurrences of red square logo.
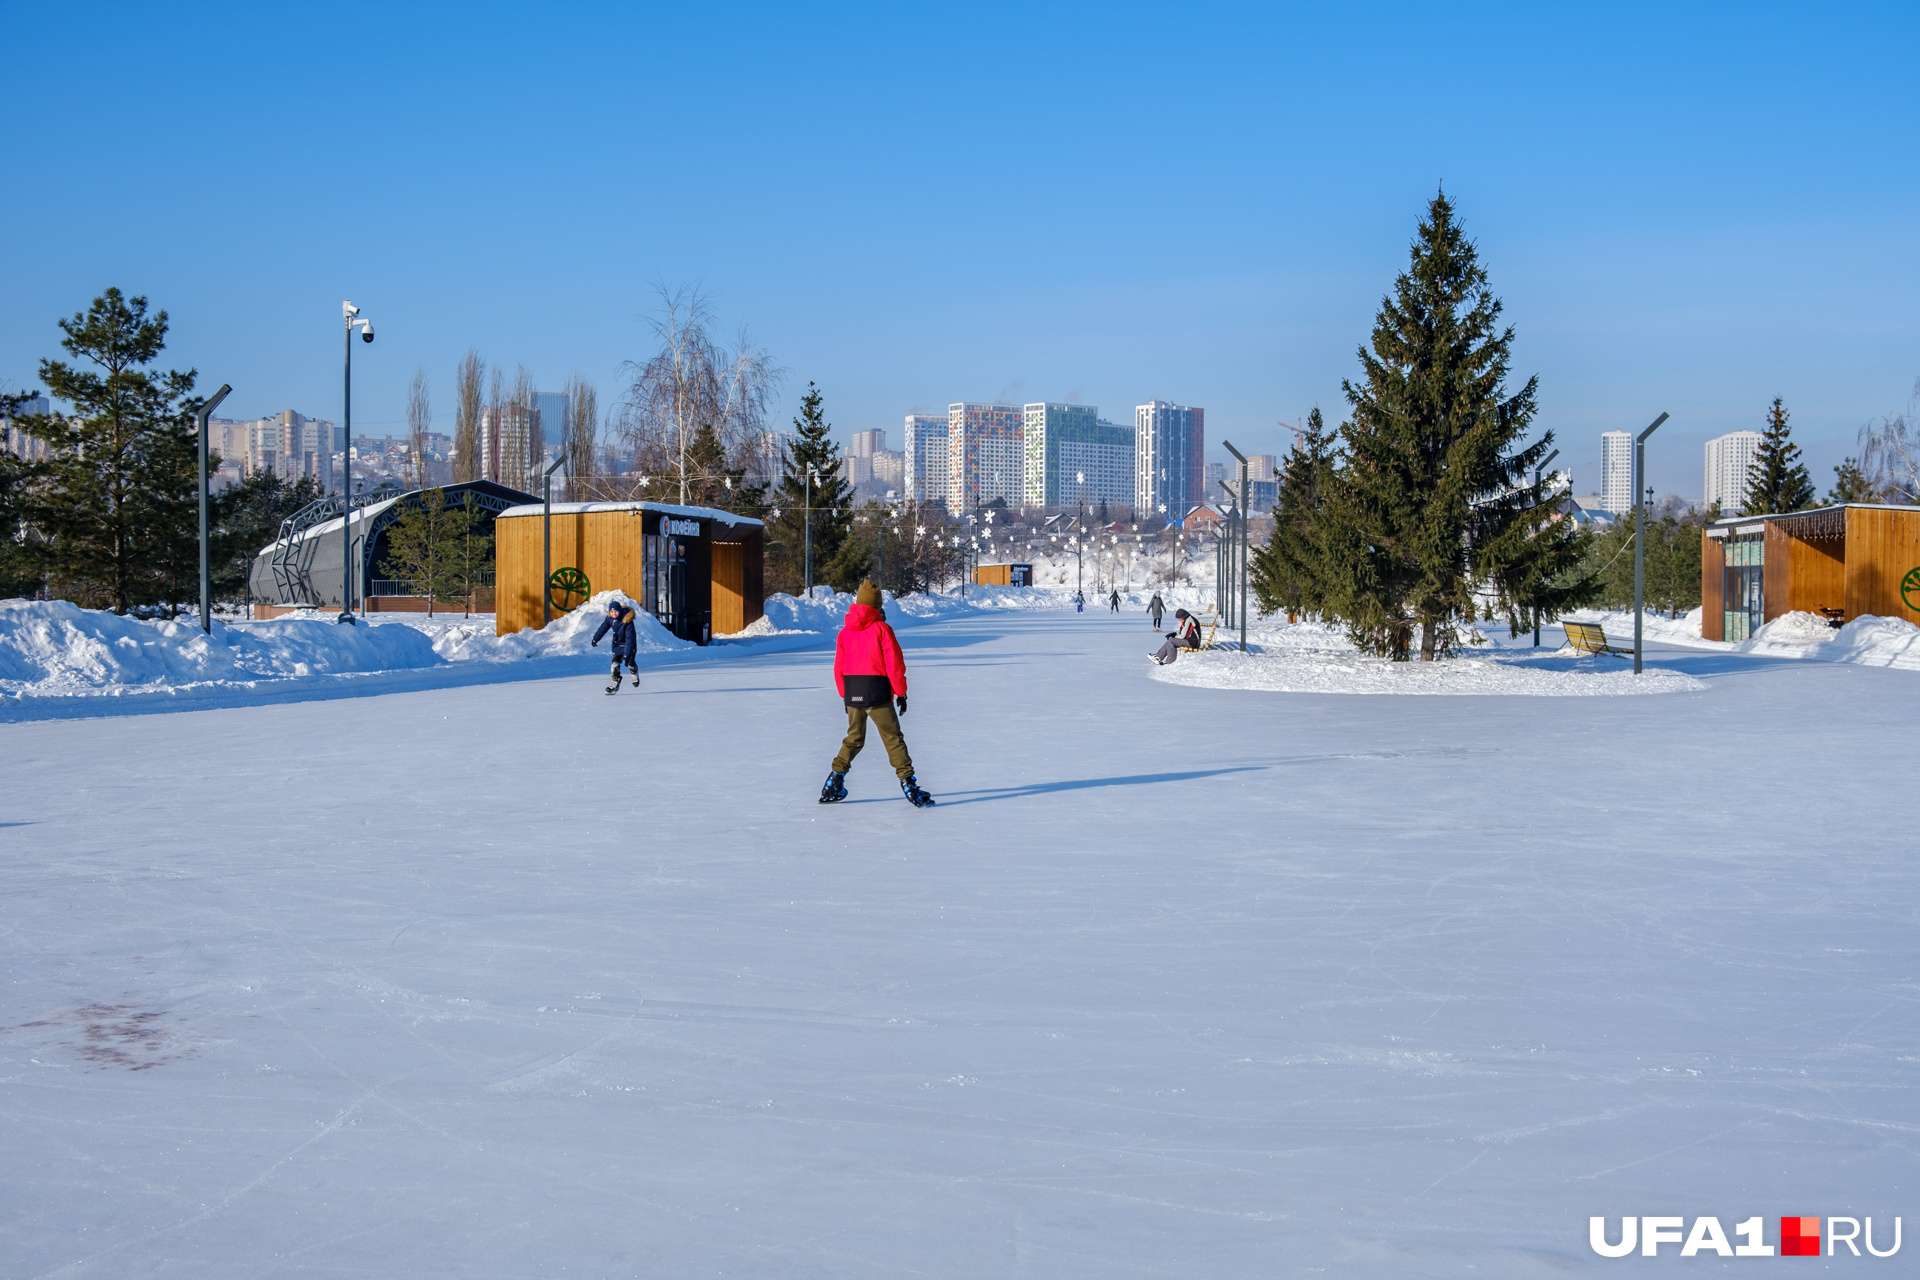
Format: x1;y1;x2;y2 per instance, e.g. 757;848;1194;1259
1781;1216;1820;1256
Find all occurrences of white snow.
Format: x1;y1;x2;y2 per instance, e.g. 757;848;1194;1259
1;597;1915;1275
1564;605;1920;670
1151;619;1706;696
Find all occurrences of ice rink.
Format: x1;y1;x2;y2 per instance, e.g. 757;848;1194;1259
3;605;1915;1276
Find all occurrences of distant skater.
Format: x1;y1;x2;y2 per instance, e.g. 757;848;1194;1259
591;598;640;693
1150;608;1201;665
820;580;935;808
1108;589;1120;613
1074;591;1085;613
1148;592;1166;629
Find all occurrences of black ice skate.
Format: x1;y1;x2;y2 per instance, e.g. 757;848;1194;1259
900;774;936;808
605;675;622;694
819;770;848;804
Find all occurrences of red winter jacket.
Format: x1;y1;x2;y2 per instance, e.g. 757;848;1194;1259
834;604;907;700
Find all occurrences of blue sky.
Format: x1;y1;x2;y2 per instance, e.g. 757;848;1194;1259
4;2;1916;499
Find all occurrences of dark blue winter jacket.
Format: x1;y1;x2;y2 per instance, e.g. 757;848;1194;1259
592;607;638;657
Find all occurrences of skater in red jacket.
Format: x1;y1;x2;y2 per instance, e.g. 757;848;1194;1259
820;580;935;807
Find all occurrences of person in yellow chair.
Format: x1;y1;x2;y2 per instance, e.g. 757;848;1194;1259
1150;609;1200;665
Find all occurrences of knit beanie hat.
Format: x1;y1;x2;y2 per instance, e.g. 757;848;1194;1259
856;580;882;609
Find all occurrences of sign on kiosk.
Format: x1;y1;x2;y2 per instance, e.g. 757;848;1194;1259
660;515;701;537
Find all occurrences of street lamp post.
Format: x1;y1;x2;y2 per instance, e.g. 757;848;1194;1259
195;383;232;633
1223;441;1250;653
1075;471;1085;599
803;465;818;594
1531;448;1560;646
1631;413;1669;674
542;452;567;625
340;301;374;624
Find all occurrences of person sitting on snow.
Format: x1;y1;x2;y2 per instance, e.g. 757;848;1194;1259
1150;608;1201;665
590;598;640;693
820;580;935;808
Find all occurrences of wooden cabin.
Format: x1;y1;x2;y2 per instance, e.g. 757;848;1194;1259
973;563;1033;587
494;501;764;643
1702;504;1920;641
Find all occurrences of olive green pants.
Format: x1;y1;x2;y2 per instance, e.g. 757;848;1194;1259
832;703;914;779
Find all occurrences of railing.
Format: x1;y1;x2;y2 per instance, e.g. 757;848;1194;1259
368;572;494;597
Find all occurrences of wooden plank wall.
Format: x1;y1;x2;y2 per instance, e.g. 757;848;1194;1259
1845;507;1920;622
1762;524;1792;623
1700;533;1725;641
712;544;745;635
1784;535;1845;616
974;564;1013;586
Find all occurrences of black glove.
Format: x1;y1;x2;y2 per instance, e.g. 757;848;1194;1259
894;695;908;715
591;639;599;647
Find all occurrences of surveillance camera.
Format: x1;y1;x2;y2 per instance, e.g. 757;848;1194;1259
361;323;374;343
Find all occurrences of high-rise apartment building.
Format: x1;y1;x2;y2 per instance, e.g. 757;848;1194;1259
1600;430;1633;514
947;403;1024;514
479;403;536;490
531;391;568;457
2;395;52;462
1704;431;1763;512
903;414;949;505
1204;462;1226;499
849;429;885;458
1020;403;1132;508
871;449;904;493
208;410;339;489
1135;400;1205;519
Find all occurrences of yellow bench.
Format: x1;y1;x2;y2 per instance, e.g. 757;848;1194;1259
1562;620;1632;657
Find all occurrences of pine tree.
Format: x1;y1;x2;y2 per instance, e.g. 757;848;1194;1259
22;289;203;614
1251;407;1335;618
1826;456;1877;505
764;383;852;594
1740;398;1815;515
378;488;474;615
1319;193;1589;660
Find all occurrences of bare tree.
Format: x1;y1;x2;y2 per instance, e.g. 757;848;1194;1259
454;350;484;482
1860;377;1920;504
616;284;782;504
406;368;431;488
513;364;538;492
564;373;598;496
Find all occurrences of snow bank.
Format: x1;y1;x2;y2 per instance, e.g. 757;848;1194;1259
1735;610;1920;669
0;593;691;701
1150;619;1706;696
0;599;444;698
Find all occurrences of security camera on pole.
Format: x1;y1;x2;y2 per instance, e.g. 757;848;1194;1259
339;301;374;624
195;383;232;633
1631;413;1669;674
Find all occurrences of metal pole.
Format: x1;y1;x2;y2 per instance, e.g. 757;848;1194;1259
804;467;813;594
196;384;231;632
542;453;566;625
1631;413;1669;674
342;314;352;622
1532;448;1559;646
1223;441;1250;653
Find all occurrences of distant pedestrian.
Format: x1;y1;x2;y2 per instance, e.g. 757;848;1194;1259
1108;589;1120;613
1148;592;1166;628
820;580;935;808
591;598;640;693
1074;590;1085;613
1150;608;1201;665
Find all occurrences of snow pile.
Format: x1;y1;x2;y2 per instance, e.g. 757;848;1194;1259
0;592;693;700
0;599;444;698
1150;618;1706;696
1737;611;1920;669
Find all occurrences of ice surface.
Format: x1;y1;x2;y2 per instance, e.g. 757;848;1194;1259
2;603;1916;1276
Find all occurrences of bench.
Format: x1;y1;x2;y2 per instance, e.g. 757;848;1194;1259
1195;611;1221;651
1562;621;1632;657
1816;607;1846;629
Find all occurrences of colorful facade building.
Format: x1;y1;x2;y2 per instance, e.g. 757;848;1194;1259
946;402;1025;514
1022;403;1132;509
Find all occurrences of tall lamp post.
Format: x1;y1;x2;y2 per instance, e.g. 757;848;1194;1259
196;383;232;633
1531;448;1560;646
340;301;374;624
1223;441;1250;653
803;465;819;594
1631;413;1669;674
542;452;567;625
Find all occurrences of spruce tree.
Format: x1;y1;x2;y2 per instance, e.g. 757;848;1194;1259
1740;398;1815;514
1319;193;1589;660
765;383;851;594
22;289;203;613
0;390;43;598
1251;407;1335;618
1826;456;1877;505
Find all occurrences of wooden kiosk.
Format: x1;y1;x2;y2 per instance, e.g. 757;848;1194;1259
1702;503;1920;641
494;501;765;643
973;563;1033;587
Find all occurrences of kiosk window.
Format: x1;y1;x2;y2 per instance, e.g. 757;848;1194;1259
643;534;688;632
1723;535;1763;642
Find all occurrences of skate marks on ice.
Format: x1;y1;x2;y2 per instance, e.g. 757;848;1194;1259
4;1001;202;1072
